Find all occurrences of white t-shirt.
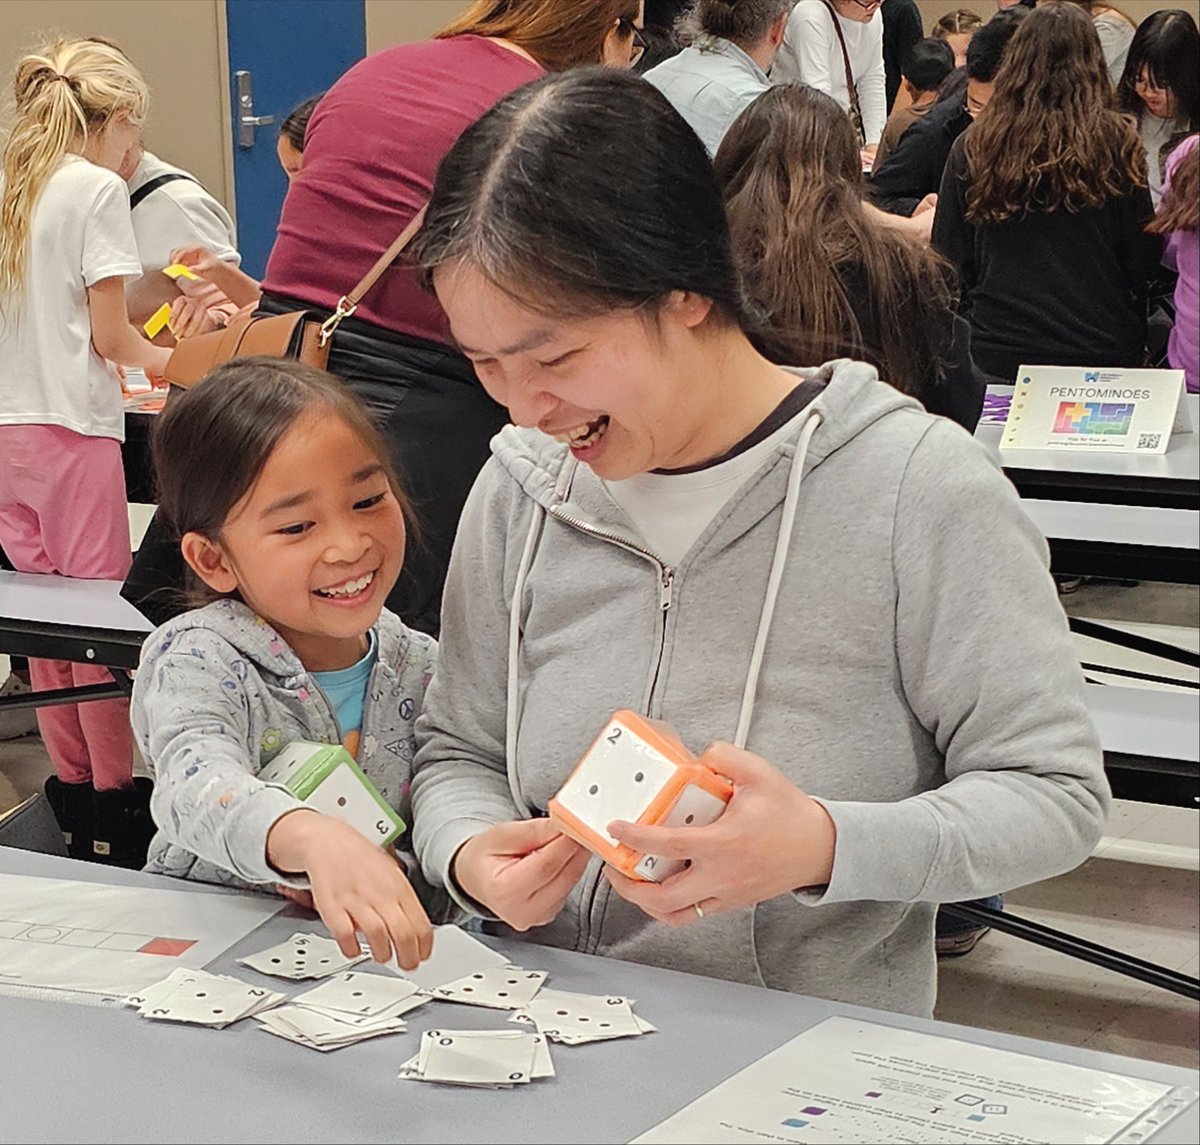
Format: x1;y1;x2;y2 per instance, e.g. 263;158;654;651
0;155;142;441
603;382;821;567
774;0;887;146
127;150;239;274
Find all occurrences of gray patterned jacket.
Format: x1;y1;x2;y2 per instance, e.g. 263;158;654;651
132;598;438;903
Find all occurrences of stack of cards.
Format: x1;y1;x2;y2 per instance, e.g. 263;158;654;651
509;988;655;1045
429;965;548;1011
398;1029;554;1088
125;968;285;1029
237;931;368;981
253;971;430;1052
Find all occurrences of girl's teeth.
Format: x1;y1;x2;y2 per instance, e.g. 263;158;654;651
555;418;608;447
319;570;374;597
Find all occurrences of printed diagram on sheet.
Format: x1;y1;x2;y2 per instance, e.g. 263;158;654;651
0;872;282;1002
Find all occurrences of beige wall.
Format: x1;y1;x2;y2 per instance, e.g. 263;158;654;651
366;0;470;52
917;2;1200;29
0;0;231;205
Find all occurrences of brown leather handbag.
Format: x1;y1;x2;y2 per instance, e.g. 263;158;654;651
162;205;428;389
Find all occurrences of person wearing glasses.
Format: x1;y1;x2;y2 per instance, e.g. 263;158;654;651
773;0;887;166
868;7;1024;218
1115;9;1198;209
642;0;792;156
123;1;644;638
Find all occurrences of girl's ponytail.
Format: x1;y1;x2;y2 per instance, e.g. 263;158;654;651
0;38;148;307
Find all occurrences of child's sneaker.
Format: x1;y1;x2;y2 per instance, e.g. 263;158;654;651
0;672;39;740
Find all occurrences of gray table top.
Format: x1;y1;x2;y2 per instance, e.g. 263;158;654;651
2;849;1196;1145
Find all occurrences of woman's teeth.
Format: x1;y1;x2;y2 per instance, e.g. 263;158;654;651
316;570;374;598
555;416;609;447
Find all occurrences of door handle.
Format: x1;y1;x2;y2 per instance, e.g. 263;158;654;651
235;70;274;148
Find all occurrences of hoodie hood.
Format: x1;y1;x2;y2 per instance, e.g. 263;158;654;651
489;360;918;516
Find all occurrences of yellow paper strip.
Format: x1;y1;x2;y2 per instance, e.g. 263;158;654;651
143;302;172;338
162;262;200;281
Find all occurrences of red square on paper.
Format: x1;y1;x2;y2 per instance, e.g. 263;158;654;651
138;937;197;956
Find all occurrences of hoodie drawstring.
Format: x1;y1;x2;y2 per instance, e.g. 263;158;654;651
733;411;821;749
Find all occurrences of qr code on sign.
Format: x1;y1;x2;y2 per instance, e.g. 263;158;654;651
1137;433;1162;450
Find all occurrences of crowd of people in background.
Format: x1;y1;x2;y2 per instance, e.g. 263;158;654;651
0;0;1194;1001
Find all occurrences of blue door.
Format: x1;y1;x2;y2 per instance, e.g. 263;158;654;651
225;0;366;278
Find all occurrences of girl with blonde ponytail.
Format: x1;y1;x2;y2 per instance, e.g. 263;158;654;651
0;37;172;868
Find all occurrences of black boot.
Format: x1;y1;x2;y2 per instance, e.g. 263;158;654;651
43;775;95;860
92;777;156;868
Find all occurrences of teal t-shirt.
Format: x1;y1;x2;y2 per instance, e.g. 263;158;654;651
311;630;377;747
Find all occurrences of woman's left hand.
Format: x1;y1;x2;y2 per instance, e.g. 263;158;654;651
603;742;837;927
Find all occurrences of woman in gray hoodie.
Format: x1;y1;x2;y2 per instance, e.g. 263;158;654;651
409;69;1108;1016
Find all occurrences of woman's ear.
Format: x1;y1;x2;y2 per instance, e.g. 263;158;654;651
180;532;238;594
661;290;717;330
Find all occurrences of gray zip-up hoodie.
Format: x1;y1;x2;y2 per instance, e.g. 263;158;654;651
132;599;437;894
412;361;1108;1016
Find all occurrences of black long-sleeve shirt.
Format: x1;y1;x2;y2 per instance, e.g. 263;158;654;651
931;134;1163;380
881;0;924;114
868;95;971;216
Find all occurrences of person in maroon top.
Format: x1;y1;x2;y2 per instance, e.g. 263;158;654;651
124;1;645;637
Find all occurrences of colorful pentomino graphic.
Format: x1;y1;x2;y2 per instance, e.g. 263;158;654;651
1052;401;1135;436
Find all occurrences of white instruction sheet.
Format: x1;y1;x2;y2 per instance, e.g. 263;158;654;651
633;1017;1194;1145
0;873;282;1000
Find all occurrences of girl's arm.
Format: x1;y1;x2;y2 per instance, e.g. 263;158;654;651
170;243;261;308
87;275;172;376
857;18;888;146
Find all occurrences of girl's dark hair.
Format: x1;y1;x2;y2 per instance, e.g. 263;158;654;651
964;2;1145;224
279;93;324;152
714;84;954;398
1148;137;1199;235
415;68;758;329
1116;10;1200;127
152;358;408;606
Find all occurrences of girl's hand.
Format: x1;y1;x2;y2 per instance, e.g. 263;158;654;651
603;743;837;928
169;243;223;280
452;819;590;932
169;294;219;339
266;811;433;969
275;884;316;910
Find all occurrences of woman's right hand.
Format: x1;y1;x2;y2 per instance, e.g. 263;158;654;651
169;294;220;339
266;810;433;969
452;819;590;932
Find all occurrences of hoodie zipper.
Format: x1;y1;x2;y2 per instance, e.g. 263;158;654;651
547;505;674;953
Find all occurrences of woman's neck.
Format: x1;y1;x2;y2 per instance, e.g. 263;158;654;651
485;37;539;66
667;333;799;470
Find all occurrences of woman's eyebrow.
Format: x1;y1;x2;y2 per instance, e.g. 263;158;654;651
456;328;555;356
351;463;385;483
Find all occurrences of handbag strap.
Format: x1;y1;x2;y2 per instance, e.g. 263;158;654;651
821;1;864;142
318;204;429;347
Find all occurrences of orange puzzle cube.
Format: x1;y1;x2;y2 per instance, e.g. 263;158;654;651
548;711;732;883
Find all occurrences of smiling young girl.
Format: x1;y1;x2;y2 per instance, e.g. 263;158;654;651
130;359;438;968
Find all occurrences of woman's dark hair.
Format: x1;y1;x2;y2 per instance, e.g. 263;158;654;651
152;358;408;606
437;0;641;72
903;38;954;93
680;0;793;49
415;68;758;329
1116;10;1199;127
714;84;955;399
1148;137;1199;235
279;93;324;152
964;2;1145;224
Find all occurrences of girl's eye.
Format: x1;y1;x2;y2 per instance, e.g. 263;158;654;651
276;522;312;536
354;492;387;511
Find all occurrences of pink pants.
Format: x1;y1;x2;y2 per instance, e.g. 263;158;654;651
0;424;133;790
